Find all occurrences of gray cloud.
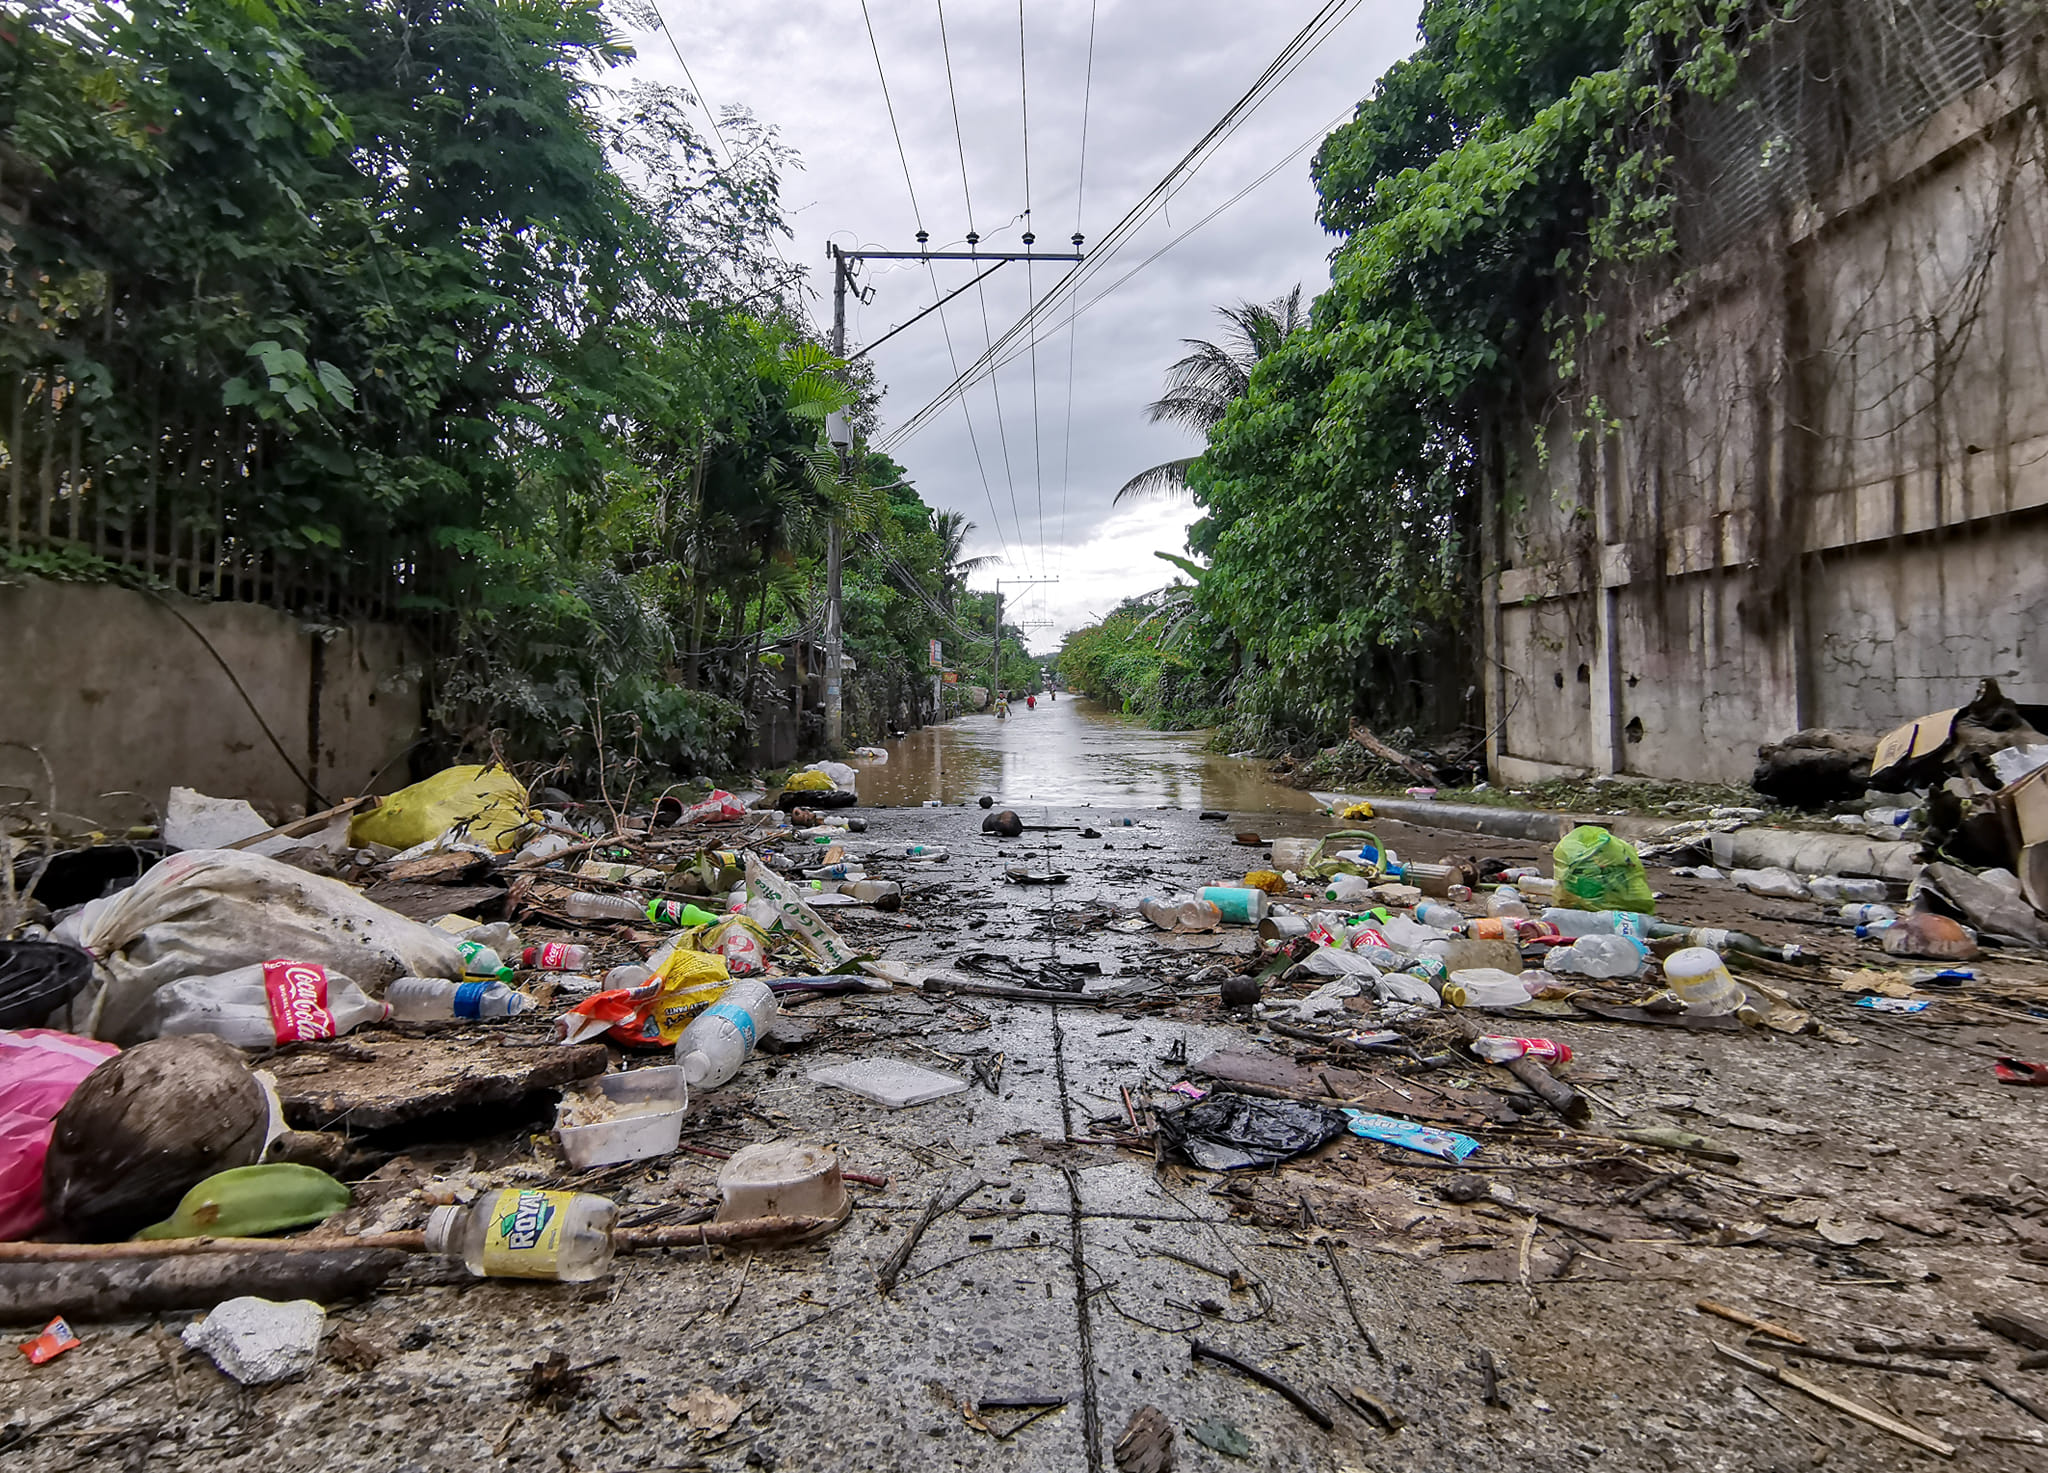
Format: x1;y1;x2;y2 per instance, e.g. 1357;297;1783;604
630;0;1422;636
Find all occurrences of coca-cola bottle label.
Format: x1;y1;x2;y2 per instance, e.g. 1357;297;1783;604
263;960;337;1044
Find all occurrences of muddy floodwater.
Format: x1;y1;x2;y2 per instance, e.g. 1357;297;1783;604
857;695;1322;813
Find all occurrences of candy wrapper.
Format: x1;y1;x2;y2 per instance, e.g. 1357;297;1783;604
20;1316;81;1364
1342;1109;1480;1162
704;917;770;977
555;948;730;1047
744;855;863;973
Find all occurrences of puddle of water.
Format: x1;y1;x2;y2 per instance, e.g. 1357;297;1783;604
851;696;1321;814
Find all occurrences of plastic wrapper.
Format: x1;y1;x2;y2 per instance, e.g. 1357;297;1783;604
744;855;862;972
1157;1093;1349;1171
679;790;750;823
1551;825;1656;915
0;1029;121;1241
49;848;464;1044
349;764;530;853
556;947;730;1048
19;1316;81;1365
704;917;770;977
783;769;836;793
1342;1110;1480;1161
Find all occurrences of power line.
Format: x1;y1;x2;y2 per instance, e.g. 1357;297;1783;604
859;0;924;229
935;0;1031;577
1058;0;1098;568
878;0;1364;451
1019;0;1045;583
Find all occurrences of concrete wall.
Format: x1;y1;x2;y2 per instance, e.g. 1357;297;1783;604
1485;36;2048;783
0;576;425;829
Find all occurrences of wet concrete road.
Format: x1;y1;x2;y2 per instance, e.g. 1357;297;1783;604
856;696;1322;814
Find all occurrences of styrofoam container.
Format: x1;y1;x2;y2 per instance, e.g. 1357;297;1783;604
553;1066;688;1168
807;1058;968;1108
715;1140;848;1223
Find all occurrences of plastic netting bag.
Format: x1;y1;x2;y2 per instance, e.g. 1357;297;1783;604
1552;825;1657;915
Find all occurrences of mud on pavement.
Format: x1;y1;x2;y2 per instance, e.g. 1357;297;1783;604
6;801;2048;1473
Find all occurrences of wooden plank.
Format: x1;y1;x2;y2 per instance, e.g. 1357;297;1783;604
1711;1341;1954;1457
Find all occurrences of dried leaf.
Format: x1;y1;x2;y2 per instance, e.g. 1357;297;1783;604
678;1384;743;1434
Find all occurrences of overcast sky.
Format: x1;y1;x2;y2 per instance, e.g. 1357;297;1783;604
624;1;1423;651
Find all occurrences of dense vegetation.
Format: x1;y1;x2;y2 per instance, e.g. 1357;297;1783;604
1068;0;1779;751
0;0;1007;784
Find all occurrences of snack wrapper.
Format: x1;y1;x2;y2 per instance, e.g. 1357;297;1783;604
556;948;730;1047
20;1316;81;1364
744;855;863;972
1342;1109;1480;1162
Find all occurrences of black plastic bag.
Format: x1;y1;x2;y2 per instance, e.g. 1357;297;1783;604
0;940;94;1029
1157;1092;1349;1171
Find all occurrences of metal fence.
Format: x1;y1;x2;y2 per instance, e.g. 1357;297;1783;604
1673;0;2043;263
3;369;416;621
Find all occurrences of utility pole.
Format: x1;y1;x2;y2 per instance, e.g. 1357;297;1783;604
821;231;1084;731
993;575;1056;701
823;246;851;750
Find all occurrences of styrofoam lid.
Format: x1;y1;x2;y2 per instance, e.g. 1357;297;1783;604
806;1058;969;1108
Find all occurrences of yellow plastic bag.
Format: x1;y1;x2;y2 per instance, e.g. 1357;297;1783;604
1243;870;1288;895
349;765;531;853
1339;801;1375;821
783;769;835;793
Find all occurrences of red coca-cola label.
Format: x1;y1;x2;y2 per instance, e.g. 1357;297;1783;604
263;960;336;1044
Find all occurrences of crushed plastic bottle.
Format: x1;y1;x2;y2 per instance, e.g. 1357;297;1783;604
1486;887;1531;919
425;1188;617;1281
1323;873;1376;904
1542;933;1648;979
1541;907;1644;939
1414;901;1465;931
157;962;388;1048
1470;1035;1572;1064
562;893;720;927
1440;969;1533;1008
1839;902;1897;926
1808;875;1887;904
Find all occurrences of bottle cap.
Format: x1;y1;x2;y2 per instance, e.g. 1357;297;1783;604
423;1204;461;1257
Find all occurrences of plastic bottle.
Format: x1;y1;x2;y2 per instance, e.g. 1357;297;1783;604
425;1188;618;1281
521;942;590;971
1486;887;1531;919
601;963;654;990
1138;897;1180;931
457;939;513;982
1347;926;1403;969
1839;902;1897;926
1470;1035;1573;1064
1808;875;1887;904
562;893;721;928
802;862;857;881
674;979;778;1088
1323;873;1375;904
1440;969;1534;1007
1402;954;1450;988
386;977;537;1021
1414;901;1465;931
1542;933;1648;979
156;963;388;1048
1541;907;1641;939
1662;947;1748;1016
1178;897;1224;932
1201;886;1269;924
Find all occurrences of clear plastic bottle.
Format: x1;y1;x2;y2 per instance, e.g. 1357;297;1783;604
1840;902;1897;926
1441;969;1533;1007
156;963;388;1048
1541;907;1639;939
425;1188;617;1281
521;942;590;971
601;963;654;990
802;862;857;880
1323;873;1375;904
1414;901;1465;931
1662;947;1747;1016
1542;933;1648;979
386;977;537;1021
1486;887;1531;919
674;979;778;1088
836;879;902;909
1178;897;1224;932
1808;876;1887;904
562;893;721;927
1138;897;1180;931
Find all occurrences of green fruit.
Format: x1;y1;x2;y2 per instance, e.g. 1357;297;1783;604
133;1164;351;1241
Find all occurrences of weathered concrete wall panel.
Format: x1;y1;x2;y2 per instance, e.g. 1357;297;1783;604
1485;25;2048;783
0;577;424;829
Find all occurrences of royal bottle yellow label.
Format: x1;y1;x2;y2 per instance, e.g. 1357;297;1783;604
481;1189;570;1277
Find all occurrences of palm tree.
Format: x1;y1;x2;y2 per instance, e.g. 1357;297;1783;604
931;509;999;612
1114;286;1306;503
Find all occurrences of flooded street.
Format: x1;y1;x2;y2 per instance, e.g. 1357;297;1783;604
859;696;1321;813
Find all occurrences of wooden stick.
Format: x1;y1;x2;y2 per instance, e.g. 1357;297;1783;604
877;1177;986;1294
1751;1339;1955;1379
1711;1342;1954;1457
1697;1298;1807;1345
618;1215;840;1252
921;976;1110;1007
223;794;376;850
1983;1371;2048;1425
1191;1339;1335;1430
1322;1239;1383;1362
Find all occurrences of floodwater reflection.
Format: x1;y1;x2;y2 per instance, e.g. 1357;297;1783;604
853;696;1320;814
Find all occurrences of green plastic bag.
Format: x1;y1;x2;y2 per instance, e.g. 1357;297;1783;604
134;1163;350;1241
1552;825;1656;915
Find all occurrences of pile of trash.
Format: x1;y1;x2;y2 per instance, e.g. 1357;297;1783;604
0;759;921;1376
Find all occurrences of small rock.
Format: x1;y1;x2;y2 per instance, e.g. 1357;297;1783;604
183;1297;324;1384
